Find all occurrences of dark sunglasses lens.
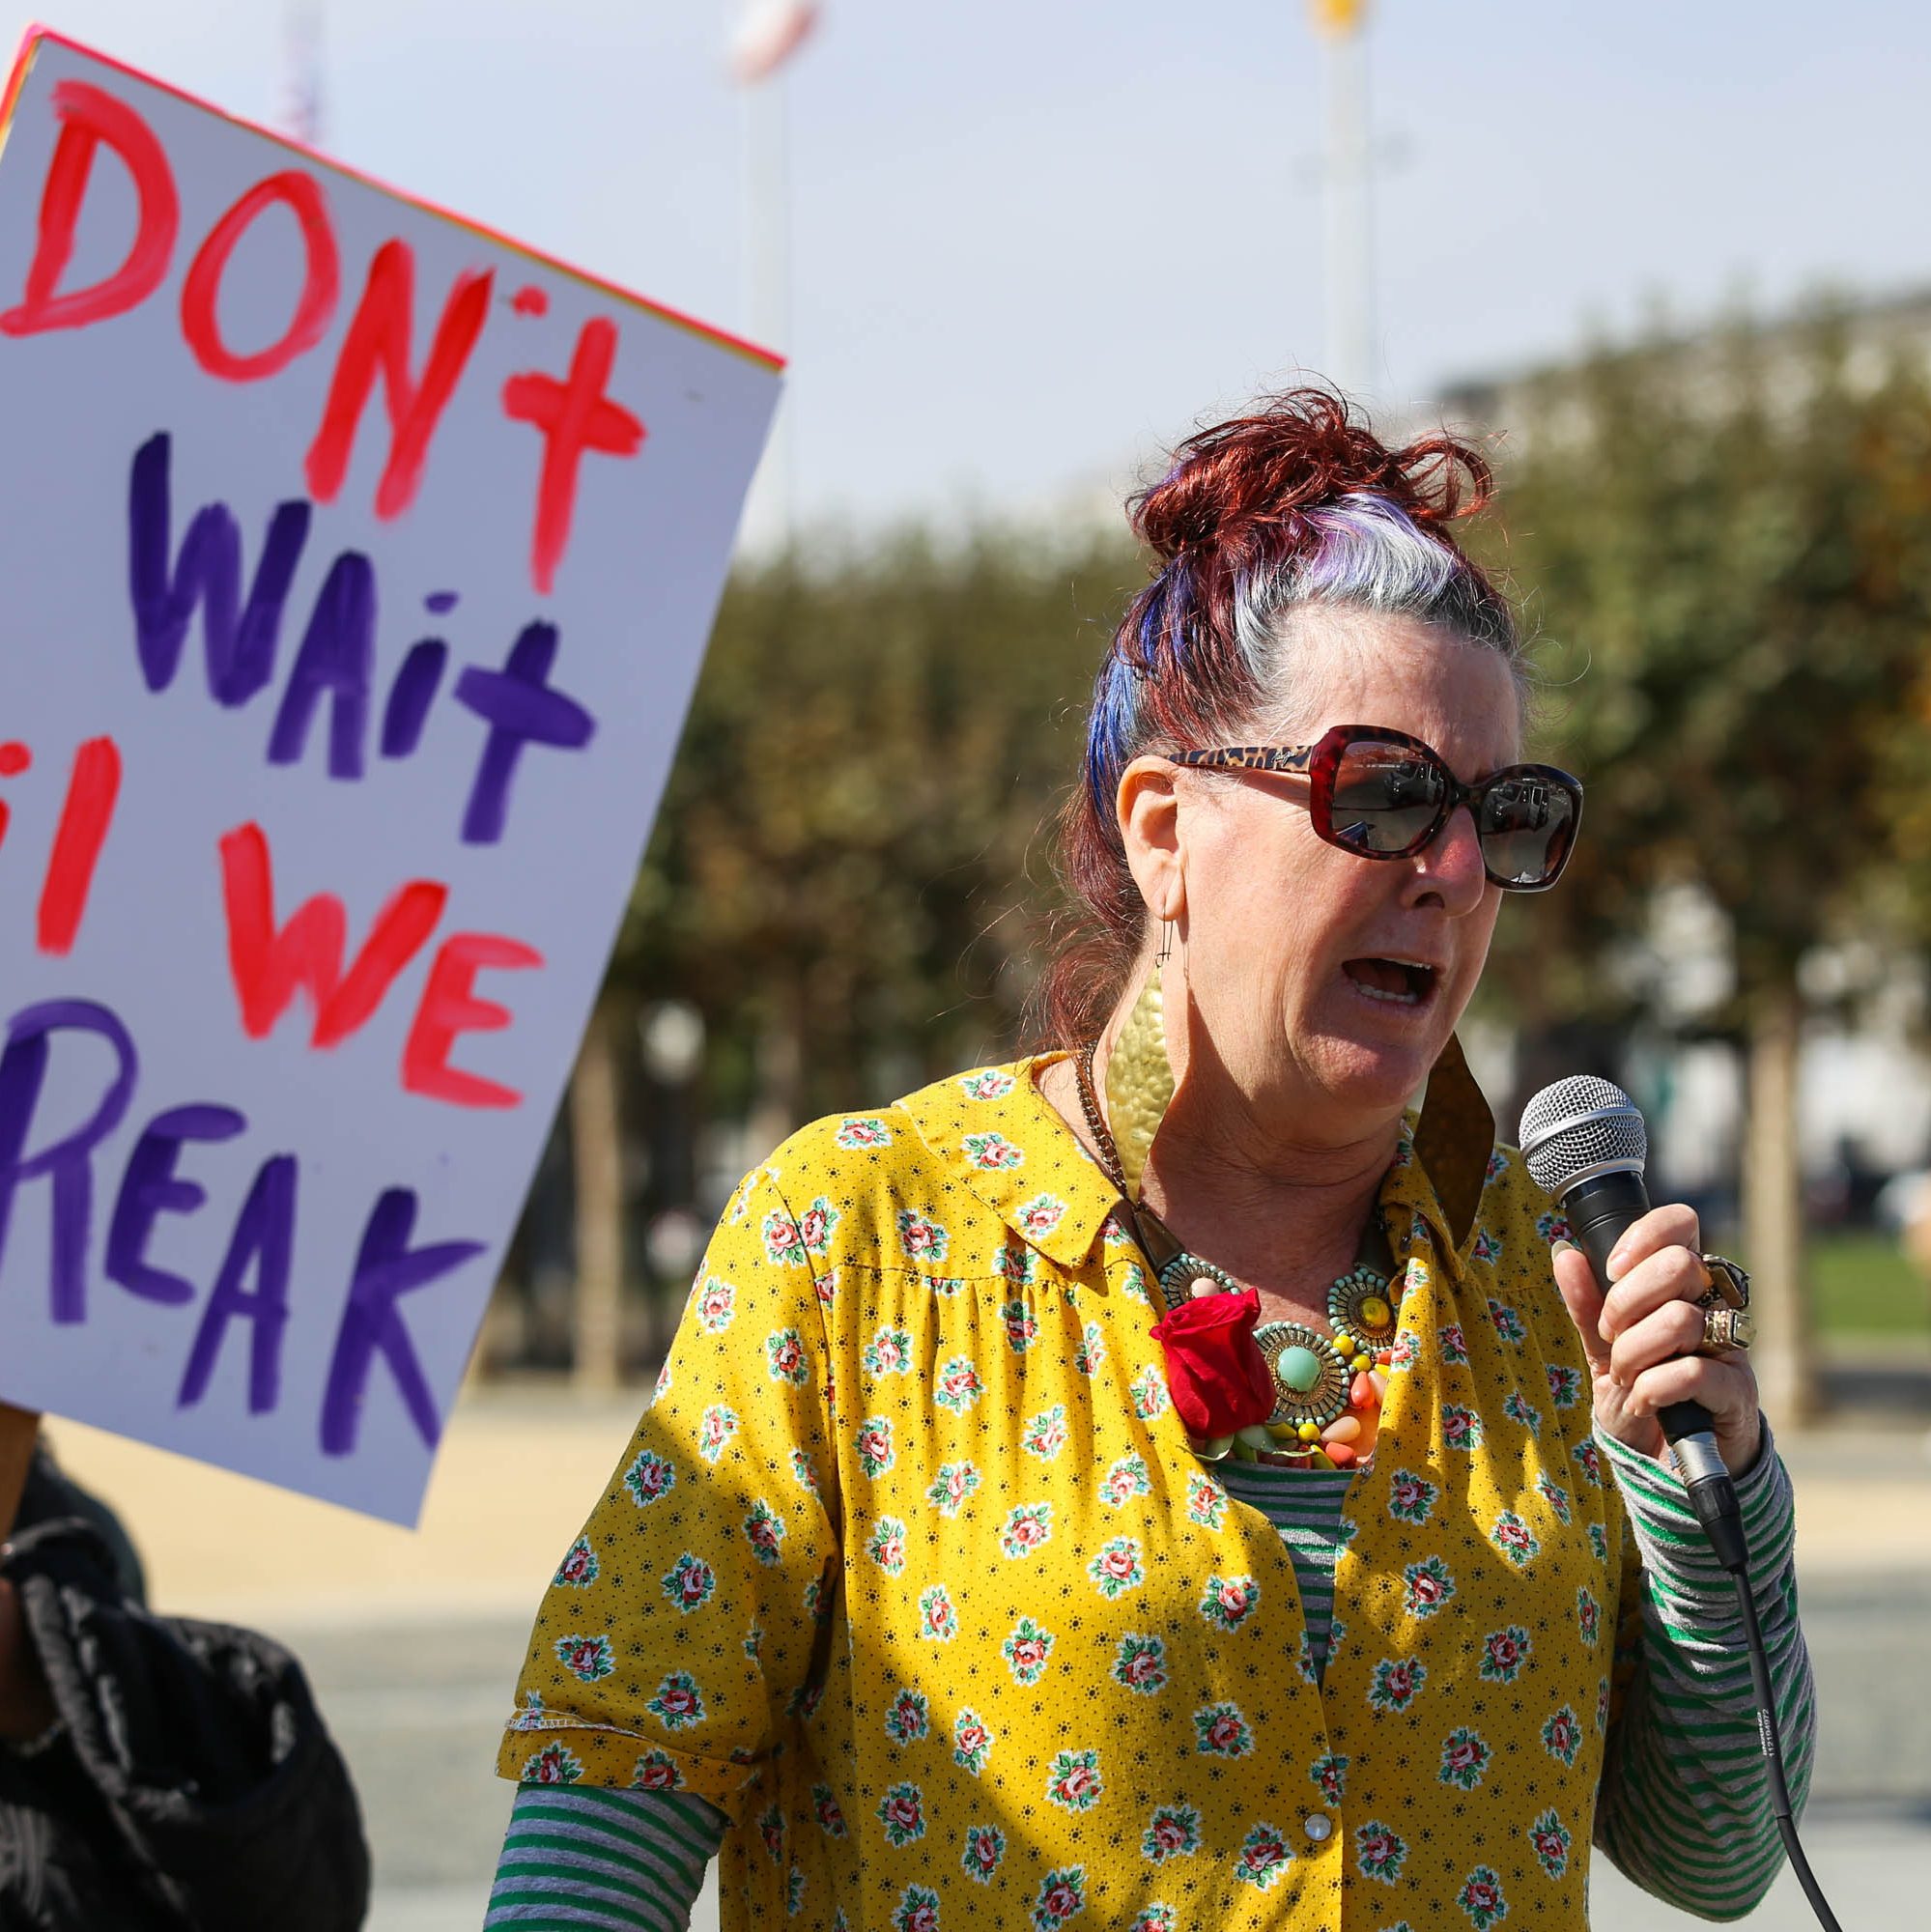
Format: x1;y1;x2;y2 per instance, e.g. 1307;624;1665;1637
1328;741;1446;853
1478;773;1576;886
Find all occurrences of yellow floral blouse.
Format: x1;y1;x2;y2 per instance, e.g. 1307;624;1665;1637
500;1055;1635;1932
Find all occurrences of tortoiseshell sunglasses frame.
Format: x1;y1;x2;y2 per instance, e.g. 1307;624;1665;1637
1169;724;1583;893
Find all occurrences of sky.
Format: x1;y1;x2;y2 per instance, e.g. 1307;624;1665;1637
6;1;1931;538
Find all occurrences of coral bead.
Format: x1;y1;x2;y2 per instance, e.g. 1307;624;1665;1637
1349;1371;1378;1409
1321;1415;1361;1444
1323;1442;1356;1469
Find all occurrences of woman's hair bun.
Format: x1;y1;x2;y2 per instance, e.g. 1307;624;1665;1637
1130;386;1493;564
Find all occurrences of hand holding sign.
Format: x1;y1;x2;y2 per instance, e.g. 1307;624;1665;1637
0;31;781;1523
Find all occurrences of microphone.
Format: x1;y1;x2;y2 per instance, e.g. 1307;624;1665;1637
1518;1075;1745;1570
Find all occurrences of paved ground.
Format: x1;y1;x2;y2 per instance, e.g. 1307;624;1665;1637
41;1389;1931;1929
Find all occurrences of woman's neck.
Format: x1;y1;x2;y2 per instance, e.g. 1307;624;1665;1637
1039;1033;1404;1326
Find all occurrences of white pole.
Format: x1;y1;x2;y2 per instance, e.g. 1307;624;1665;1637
741;71;794;550
1321;23;1372;399
280;1;325;147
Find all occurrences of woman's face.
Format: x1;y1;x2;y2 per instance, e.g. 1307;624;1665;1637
1146;611;1521;1138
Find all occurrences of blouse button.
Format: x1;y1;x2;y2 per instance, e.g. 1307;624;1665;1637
1303;1813;1333;1843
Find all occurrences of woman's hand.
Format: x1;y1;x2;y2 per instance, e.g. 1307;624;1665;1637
1551;1204;1762;1473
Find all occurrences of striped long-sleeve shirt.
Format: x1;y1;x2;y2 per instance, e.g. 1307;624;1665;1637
485;1426;1813;1930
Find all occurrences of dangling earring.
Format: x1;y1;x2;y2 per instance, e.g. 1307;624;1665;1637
1106;919;1177;1203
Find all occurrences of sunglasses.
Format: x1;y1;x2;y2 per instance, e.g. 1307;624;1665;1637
1171;724;1582;892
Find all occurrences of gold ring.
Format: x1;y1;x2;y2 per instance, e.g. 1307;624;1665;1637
1698;1305;1755;1354
1696;1253;1751;1312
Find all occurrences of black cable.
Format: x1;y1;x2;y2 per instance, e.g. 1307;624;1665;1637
1678;1463;1842;1929
1729;1565;1842;1932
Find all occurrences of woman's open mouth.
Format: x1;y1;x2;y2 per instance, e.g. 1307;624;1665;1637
1342;957;1439;1009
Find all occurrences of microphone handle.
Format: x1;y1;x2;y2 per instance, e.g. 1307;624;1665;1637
1561;1169;1714;1450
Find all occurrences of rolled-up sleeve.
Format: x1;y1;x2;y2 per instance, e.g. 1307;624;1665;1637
496;1167;841;1820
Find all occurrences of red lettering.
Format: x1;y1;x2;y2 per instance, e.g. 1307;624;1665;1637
500;318;644;594
400;932;543;1109
218;822;447;1045
304;241;493;520
180;170;339;383
0;80;178;337
37;736;121;955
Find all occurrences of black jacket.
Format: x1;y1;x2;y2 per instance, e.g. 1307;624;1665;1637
0;1459;369;1931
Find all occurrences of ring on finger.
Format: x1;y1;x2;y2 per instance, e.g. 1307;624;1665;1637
1695;1252;1751;1312
1697;1304;1755;1355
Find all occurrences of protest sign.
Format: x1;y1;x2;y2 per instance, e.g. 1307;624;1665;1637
0;29;781;1523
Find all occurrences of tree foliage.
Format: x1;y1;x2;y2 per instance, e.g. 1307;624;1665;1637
611;527;1141;1124
1475;312;1931;1029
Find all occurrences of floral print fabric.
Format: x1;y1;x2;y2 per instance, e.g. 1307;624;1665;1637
500;1057;1633;1931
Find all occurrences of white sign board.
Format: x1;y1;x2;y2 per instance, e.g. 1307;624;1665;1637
0;30;781;1523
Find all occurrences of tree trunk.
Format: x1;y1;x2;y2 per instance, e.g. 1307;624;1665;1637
570;1000;626;1394
1741;980;1819;1427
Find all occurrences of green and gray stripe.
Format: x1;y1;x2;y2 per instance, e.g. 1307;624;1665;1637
484;1783;724;1932
1215;1461;1354;1679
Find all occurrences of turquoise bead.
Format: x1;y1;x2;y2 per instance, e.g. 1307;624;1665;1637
1280;1345;1321;1393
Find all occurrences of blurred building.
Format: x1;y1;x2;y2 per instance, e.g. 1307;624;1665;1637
1437;284;1931;453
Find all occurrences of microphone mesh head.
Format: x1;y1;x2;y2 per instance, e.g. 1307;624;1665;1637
1518;1076;1648;1198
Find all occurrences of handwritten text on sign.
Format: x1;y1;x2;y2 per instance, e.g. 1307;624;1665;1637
0;33;780;1521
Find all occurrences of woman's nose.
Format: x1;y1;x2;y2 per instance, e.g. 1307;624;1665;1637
1409;805;1489;910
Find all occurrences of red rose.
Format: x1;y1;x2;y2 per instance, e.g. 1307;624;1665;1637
1148;1289;1275;1438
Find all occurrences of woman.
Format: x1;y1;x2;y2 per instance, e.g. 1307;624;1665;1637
488;392;1811;1931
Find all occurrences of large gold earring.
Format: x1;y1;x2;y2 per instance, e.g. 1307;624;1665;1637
1106;921;1176;1203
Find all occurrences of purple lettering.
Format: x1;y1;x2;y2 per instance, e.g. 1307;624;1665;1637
177;1151;296;1414
0;1001;137;1323
267;551;376;779
105;1103;246;1306
128;432;311;704
321;1186;482;1455
452;620;594;844
380;638;447;758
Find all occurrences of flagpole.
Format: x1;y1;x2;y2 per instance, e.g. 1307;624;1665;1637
729;3;819;554
280;0;325;147
742;69;793;549
1310;0;1372;399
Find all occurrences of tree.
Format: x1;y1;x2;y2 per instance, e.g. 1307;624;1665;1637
1478;311;1931;1422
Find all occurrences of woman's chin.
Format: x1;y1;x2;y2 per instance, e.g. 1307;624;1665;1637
1298;1031;1441;1123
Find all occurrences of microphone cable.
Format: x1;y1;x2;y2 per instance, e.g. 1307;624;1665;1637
1519;1076;1845;1931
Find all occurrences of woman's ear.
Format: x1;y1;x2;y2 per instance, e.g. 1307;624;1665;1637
1117;756;1184;922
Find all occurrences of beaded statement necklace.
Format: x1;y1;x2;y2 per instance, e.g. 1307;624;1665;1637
1075;1040;1397;1469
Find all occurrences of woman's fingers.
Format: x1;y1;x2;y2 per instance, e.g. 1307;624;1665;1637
1605;1294;1705;1386
1598;1244;1709;1345
1551;1241;1613;1380
1604;1202;1702;1281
